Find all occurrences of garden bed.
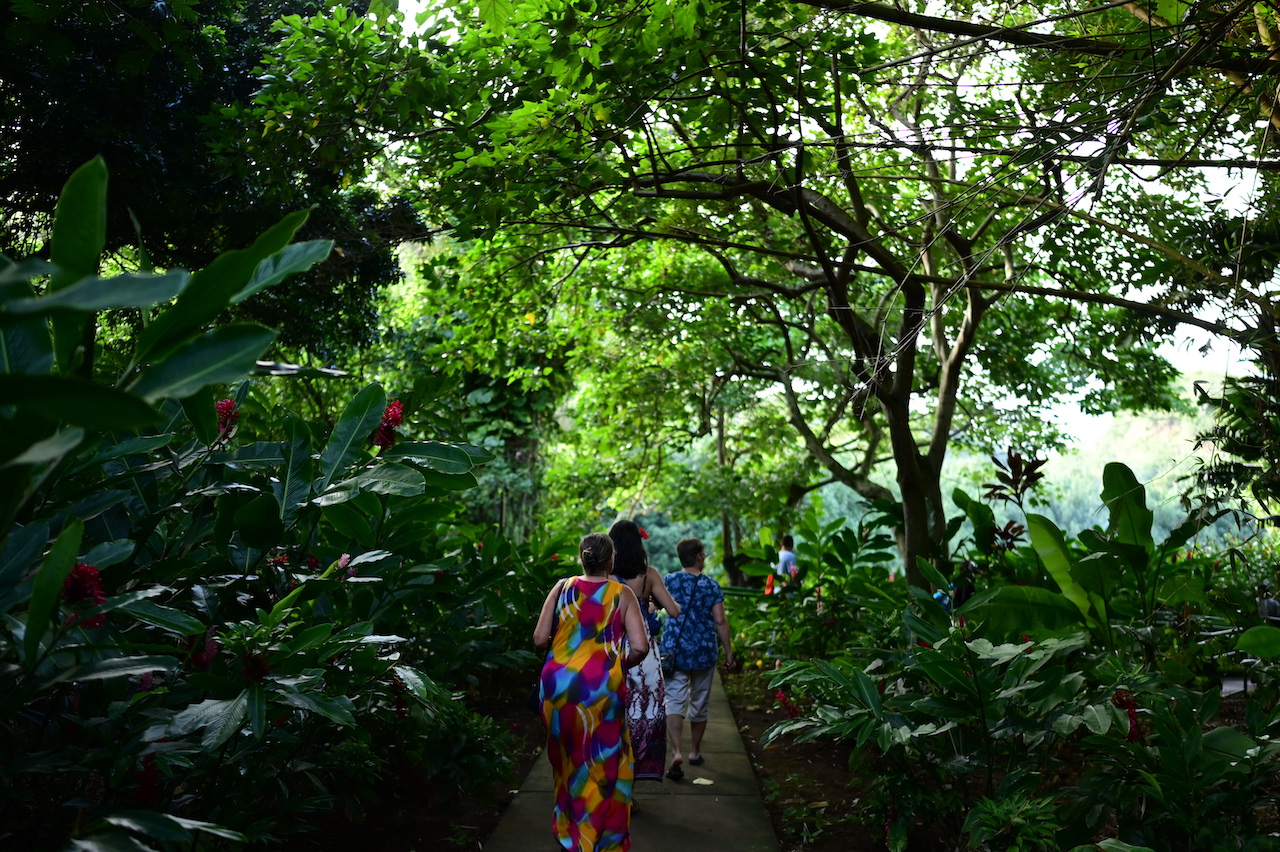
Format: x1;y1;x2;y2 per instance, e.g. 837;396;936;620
283;670;545;852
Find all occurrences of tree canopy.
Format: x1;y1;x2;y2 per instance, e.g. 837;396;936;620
34;0;1279;581
0;0;423;352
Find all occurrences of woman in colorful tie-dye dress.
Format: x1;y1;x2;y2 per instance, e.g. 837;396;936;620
534;532;649;852
608;519;680;786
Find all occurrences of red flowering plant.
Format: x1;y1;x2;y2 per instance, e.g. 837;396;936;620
215;397;239;443
372;399;404;450
62;563;107;629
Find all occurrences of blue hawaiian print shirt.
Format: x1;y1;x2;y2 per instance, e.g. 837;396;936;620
659;571;725;671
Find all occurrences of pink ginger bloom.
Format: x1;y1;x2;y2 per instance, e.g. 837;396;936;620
215;398;239;437
63;563;106;628
373;400;404;449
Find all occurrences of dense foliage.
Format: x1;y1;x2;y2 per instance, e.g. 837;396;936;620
733;461;1280;850
0;163;559;851
0;0;422;352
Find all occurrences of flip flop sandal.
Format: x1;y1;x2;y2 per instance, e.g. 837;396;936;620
688;756;705;766
666;765;684;781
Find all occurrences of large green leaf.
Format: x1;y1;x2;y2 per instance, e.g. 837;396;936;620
323;502;377;550
181;395;220;446
953;488;997;556
914;555;952;593
0;280;55;374
276;415;313;525
202;690;249;748
382;441;474;474
167;696;246;743
279;691;356;726
24;519;83;666
134;210;308;362
0;375;160;430
103;812;250;845
247;685;268;739
230;240;332;303
419;468;479;491
212;441;287;467
1236;625;1280;659
1100;462;1154;553
60;655;180;683
354;462;425;496
318;384;385;491
0;520;49;586
960;584;1085;639
120;600;205;636
1068;551;1123;598
7;271;188;314
129;324;277;402
68;833;154;852
2;427;84;468
49;157;107;372
1026;513;1091;620
103;811;192;843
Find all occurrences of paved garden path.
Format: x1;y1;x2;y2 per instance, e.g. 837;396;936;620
484;671;779;851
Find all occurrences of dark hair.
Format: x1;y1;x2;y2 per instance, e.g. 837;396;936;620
608;520;647;580
676;537;703;568
579;533;614;576
782;534;794;549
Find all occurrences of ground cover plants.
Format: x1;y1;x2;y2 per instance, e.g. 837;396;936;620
0;162;560;851
728;459;1280;851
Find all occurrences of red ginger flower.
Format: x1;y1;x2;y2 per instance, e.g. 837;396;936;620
215;398;238;437
638;526;650;540
63;563;106;628
373;400;404;449
133;754;161;806
1112;690;1142;742
242;652;270;683
190;633;220;668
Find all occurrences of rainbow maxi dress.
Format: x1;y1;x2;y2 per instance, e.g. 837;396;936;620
539;576;634;852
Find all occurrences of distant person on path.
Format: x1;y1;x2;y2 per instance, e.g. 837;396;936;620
534;533;649;851
774;534;798;592
609;520;682;785
661;537;735;780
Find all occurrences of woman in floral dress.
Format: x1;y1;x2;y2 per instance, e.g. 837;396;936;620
534;532;649;852
608;519;680;784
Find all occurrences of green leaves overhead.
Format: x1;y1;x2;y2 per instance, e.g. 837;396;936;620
6;271;189;314
134;209;312;363
129;324;277;402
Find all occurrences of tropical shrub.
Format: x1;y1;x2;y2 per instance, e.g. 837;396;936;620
0;161;535;851
761;460;1279;849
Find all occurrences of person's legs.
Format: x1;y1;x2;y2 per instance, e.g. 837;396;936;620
690;720;707;760
666;711;685;768
685;668;714;762
664;670;692;775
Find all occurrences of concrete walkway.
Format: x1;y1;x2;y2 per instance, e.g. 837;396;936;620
484;671;779;851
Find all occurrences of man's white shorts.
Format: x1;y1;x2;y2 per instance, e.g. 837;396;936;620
665;666;714;723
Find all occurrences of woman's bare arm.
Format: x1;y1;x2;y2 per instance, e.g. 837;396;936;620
647;566;681;618
532;581;564;649
620;585;649;665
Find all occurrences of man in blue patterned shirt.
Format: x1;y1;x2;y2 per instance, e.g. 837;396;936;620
660;537;735;779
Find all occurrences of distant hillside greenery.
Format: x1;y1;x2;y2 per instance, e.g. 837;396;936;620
818;372;1264;560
